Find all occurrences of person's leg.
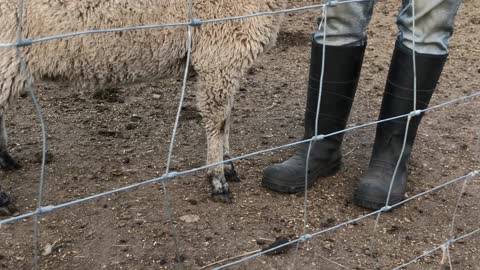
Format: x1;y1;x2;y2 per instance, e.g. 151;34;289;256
262;1;375;192
397;0;462;55
313;1;375;46
354;0;462;209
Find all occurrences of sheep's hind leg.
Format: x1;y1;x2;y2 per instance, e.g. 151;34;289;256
0;113;18;213
0;113;19;170
223;95;240;183
197;76;237;203
224;155;240;183
205;115;232;203
206;125;231;203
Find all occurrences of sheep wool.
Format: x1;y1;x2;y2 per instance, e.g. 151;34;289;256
0;0;286;202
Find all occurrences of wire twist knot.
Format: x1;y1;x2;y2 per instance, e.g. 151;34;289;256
190;18;203;27
326;1;339;7
409;110;422;117
16;38;33;47
38;205;54;214
163;172;179;179
313;135;325;141
380;205;392;212
300;234;312;241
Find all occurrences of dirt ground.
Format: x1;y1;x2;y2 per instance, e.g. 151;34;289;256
1;0;479;269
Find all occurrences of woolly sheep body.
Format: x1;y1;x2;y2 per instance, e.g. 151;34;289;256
0;0;285;203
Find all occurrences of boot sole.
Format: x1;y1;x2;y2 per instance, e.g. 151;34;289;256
352;194;404;210
262;161;341;193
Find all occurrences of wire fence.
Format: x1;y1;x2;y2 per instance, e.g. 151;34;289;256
1;0;479;269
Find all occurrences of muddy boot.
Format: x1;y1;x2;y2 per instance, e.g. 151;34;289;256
262;39;366;193
353;41;448;210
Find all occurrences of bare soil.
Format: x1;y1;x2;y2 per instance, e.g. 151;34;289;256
1;1;479;269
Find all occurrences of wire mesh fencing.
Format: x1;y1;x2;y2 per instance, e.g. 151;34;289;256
0;0;479;269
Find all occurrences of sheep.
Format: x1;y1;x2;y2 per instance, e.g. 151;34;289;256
0;0;286;206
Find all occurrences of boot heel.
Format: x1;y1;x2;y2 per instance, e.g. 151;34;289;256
319;159;342;177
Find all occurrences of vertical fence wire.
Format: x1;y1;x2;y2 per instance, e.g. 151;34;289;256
292;5;329;269
440;243;454;269
440;176;466;270
0;93;477;227
14;0;49;269
449;177;470;238
392;227;480;270
411;0;417;110
442;167;475;268
1;1;479;269
211;171;478;269
374;114;413;228
161;1;196;268
374;0;419;228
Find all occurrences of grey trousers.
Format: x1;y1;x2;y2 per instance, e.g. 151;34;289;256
314;0;462;55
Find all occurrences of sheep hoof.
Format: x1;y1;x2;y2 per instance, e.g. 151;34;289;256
211;192;233;204
224;161;240;182
0;190;18;216
0;151;21;170
0;190;10;207
19;90;29;98
225;170;240;182
0;206;12;216
0;204;18;216
0;205;18;216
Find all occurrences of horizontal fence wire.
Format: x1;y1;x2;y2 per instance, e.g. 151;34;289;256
1;0;479;269
0;92;479;226
212;170;479;269
391;228;480;270
13;0;48;268
0;0;368;48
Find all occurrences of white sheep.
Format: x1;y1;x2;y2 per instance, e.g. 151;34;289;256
0;0;285;204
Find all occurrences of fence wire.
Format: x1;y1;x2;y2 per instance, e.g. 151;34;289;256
14;0;48;269
1;92;478;226
375;0;417;229
212;170;479;270
0;0;368;48
0;0;479;269
391;228;480;270
292;4;330;269
159;0;196;267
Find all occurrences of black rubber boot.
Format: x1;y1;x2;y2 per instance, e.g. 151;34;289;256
262;39;366;193
353;41;448;210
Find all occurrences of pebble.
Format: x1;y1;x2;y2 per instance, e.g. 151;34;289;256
126;123;138;130
179;214;200;223
42;243;53;256
323;243;334;251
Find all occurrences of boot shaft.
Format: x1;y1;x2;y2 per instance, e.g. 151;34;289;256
372;41;448;165
303;39;366;140
381;41;448;118
262;40;367;193
355;42;449;210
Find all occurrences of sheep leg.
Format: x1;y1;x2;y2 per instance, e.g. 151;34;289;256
223;95;240;182
206;118;231;203
197;75;238;203
0;112;18;211
0;113;19;170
